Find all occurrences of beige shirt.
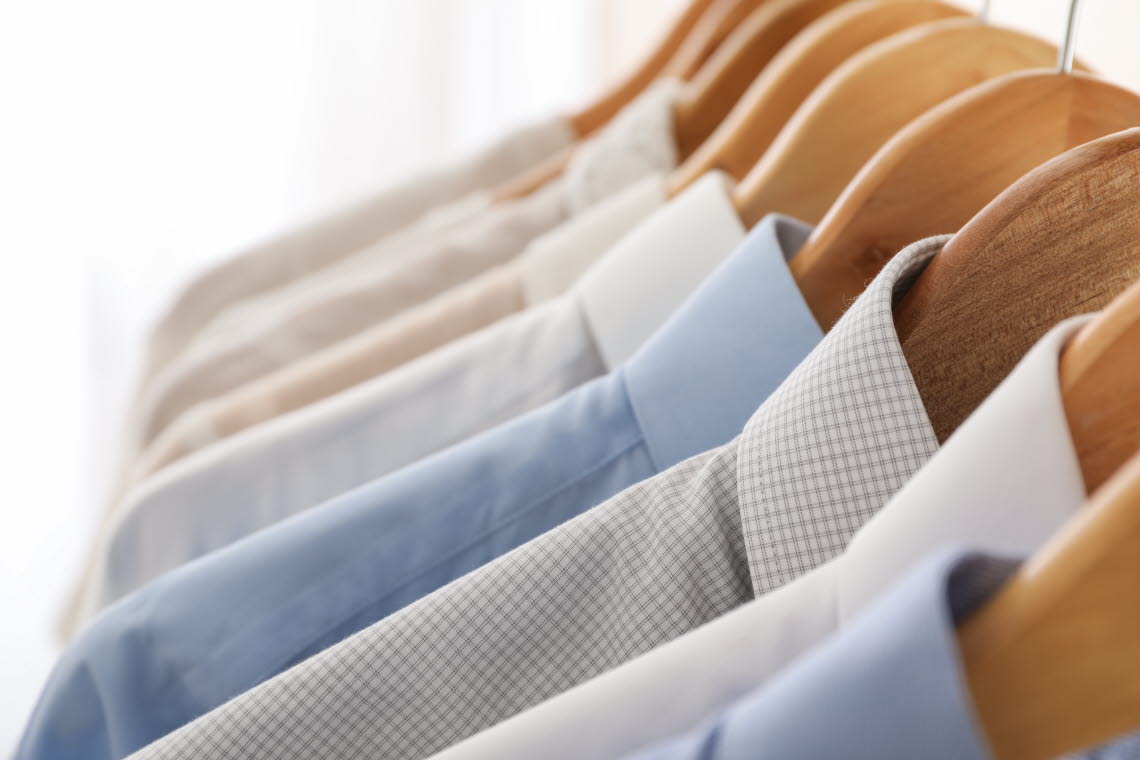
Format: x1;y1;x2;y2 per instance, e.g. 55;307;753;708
139;116;575;387
131;81;682;451
130;177;667;481
65;171;744;640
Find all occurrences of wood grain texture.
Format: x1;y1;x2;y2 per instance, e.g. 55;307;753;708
669;0;966;191
730;19;1064;227
959;448;1140;760
1061;275;1140;493
670;0;859;162
893;119;1140;443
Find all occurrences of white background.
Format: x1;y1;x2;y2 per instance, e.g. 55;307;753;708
0;0;1137;751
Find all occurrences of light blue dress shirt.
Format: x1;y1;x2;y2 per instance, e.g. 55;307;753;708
17;215;822;760
623;548;1014;760
623;548;1140;760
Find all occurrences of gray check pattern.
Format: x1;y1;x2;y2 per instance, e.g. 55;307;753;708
740;236;945;594
128;237;948;760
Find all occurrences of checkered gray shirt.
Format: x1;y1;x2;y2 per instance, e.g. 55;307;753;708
128;236;947;760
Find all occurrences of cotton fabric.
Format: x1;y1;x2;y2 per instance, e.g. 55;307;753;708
19;214;819;760
132;81;681;449
125;236;945;760
139;115;574;385
129;175;667;480
429;316;1092;760
66;170;745;634
623;548;1012;760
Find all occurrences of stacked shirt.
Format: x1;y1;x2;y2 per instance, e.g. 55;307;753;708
69;169;746;629
25;74;1138;760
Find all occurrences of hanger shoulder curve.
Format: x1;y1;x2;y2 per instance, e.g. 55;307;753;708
1061;277;1140;493
959;447;1140;760
670;0;864;162
568;0;720;137
892;114;1140;443
730;19;1064;227
670;0;967;192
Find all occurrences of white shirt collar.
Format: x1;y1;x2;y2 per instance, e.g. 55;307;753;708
837;316;1091;620
422;308;1095;760
520;174;667;306
574;171;746;369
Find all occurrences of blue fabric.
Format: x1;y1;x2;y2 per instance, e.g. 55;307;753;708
624;549;1013;760
17;215;822;760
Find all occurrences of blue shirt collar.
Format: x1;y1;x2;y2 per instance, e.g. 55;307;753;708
706;548;1012;760
621;214;822;472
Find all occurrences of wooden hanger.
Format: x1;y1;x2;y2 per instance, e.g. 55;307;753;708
959;445;1140;760
567;0;720;138
727;19;1063;227
1061;278;1140;494
891;120;1140;444
958;275;1140;760
669;0;861;162
497;0;771;202
664;0;777;82
669;0;967;192
1062;277;1140;493
572;0;799;137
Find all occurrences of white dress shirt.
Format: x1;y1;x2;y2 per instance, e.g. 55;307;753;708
430;315;1091;760
63;88;681;639
67;172;745;634
140;115;574;386
126;235;945;760
132;80;682;450
124;175;669;480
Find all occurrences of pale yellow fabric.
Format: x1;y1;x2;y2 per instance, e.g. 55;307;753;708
132;265;525;482
130;175;669;480
133;182;570;449
139;116;574;386
131;82;681;451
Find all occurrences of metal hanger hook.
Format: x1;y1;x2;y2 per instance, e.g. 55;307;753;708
1058;0;1083;74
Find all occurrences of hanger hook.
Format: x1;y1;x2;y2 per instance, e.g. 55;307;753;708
1058;0;1083;74
977;0;991;23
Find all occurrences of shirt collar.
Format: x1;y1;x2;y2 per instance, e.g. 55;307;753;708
576;171;747;370
713;548;1012;760
837;316;1091;620
622;214;822;472
520;174;667;306
563;78;681;214
738;235;947;596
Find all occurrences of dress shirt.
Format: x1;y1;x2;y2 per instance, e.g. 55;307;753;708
20;213;819;760
64;171;746;636
140;115;573;386
126;236;947;760
63;82;680;640
131;80;681;449
625;548;1016;760
429;315;1092;760
128;175;667;481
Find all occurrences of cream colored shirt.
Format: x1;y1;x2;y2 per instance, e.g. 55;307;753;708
67;116;573;642
140;116;574;386
130;177;667;481
64;172;745;638
132;81;682;451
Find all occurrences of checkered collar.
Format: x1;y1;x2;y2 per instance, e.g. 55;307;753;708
736;236;949;595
